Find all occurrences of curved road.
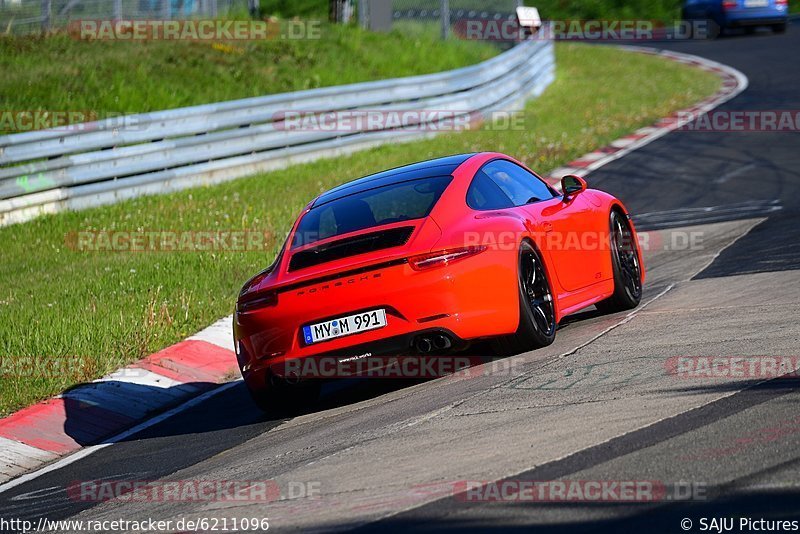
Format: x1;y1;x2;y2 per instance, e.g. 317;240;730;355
1;22;799;533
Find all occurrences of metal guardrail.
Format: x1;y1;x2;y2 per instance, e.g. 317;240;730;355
0;0;243;35
0;39;554;226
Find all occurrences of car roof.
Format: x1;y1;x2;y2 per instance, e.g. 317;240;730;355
311;153;476;208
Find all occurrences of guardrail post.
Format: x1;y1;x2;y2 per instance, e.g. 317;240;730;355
365;0;390;31
40;0;51;31
358;0;367;29
440;0;449;40
113;0;122;20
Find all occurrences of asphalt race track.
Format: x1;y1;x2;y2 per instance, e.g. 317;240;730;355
1;22;799;533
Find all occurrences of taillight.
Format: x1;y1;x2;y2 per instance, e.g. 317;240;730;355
408;246;487;271
237;290;278;313
239;270;269;297
723;0;738;10
776;0;787;6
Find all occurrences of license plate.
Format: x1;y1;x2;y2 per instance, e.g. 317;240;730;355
302;309;387;344
744;0;768;7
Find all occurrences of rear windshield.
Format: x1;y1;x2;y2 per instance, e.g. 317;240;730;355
293;175;452;248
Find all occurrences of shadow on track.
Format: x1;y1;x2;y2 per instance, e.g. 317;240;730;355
60;313;610;447
347;487;800;534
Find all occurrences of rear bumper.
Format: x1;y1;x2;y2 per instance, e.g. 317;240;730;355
270;327;469;382
726;16;786;26
723;9;787;26
234;247;518;393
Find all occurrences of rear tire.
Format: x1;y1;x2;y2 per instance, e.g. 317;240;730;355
596;210;643;314
772;23;786;33
493;241;556;355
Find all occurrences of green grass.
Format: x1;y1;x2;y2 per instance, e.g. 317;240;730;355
0;43;721;416
0;25;496;132
260;0;328;18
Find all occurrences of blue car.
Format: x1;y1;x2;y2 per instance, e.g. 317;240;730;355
682;0;788;34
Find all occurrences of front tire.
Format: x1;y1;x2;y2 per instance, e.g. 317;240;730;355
596;210;643;313
494;241;556;354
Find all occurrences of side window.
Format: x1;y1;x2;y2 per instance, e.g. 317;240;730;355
480;160;554;207
317;207;338;240
466;171;514;210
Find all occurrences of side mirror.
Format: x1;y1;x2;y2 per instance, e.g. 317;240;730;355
561;174;587;198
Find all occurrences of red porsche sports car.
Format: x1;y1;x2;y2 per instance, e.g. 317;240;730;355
234;152;644;410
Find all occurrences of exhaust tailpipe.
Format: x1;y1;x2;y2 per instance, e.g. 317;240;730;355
285;371;301;385
432;334;452;350
415;336;433;353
